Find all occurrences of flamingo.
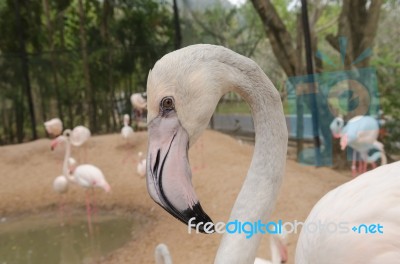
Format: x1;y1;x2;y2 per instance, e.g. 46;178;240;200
155;243;173;264
44;118;63;137
254;233;288;264
137;152;146;177
121;114;134;144
130;92;147;128
330;115;385;175
51;129;110;233
144;45;400;263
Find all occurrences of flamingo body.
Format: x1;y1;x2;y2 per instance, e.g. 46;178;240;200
340;115;379;151
44;118;63;137
53;175;68;194
121;114;134;139
296;161;400;263
72;164;110;192
121;126;134;139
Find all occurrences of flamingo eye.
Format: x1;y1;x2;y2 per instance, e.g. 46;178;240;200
160;97;174;111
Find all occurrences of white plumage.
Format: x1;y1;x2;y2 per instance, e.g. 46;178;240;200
71;164;111;192
44;118;63;137
121;114;134;139
53;175;68;194
296;161;400;263
330;115;386;174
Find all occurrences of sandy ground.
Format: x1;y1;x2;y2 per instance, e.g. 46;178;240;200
0;130;351;263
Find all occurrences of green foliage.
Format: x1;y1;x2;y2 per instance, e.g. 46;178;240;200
0;0;173;144
181;0;264;57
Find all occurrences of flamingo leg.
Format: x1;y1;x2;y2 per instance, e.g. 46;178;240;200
92;188;98;216
351;150;357;177
363;159;368;173
358;160;364;174
85;190;93;235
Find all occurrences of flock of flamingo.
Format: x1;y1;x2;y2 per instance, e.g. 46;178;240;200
44;93;147;232
39;45;398;263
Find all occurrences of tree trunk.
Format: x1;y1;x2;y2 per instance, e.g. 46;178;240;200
77;0;96;131
250;0;300;77
326;0;383;168
59;15;74;129
42;0;63;122
326;0;383;68
14;0;37;140
101;0;117;132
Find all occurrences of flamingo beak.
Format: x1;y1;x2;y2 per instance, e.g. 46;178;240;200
146;111;214;233
50;138;59;151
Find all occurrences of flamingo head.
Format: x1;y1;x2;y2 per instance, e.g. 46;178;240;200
330;116;344;138
145;48;227;233
50;129;71;150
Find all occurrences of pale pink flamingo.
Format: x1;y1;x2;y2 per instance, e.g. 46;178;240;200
52;129;110;234
144;45;400;263
44;118;63;137
330;115;386;176
121;114;134;144
130;92;147;128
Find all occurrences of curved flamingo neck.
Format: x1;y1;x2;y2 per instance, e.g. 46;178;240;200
214;54;288;263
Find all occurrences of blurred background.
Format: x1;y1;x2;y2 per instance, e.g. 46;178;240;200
1;0;399;167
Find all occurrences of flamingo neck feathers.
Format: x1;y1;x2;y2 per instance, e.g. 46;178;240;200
211;47;288;263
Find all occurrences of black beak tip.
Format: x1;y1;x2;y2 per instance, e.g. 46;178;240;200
183;202;215;234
